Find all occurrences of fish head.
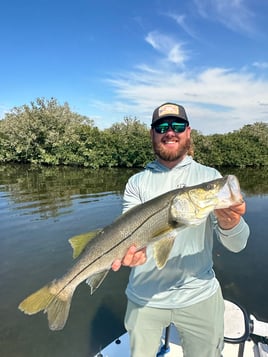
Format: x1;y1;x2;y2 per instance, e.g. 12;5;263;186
170;175;242;225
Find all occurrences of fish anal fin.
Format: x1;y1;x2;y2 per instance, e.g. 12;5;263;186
86;270;109;295
153;236;175;270
68;230;101;259
46;294;73;331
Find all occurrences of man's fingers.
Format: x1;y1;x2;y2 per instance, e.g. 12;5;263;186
112;246;147;271
111;259;122;272
121;245;138;266
128;248;147;267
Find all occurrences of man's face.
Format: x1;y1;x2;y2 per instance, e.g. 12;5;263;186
150;119;191;163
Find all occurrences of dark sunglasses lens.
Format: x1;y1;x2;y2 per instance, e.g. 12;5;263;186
171;122;187;132
154;122;187;134
154;123;169;134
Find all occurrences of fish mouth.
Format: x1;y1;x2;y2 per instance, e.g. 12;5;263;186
215;175;243;208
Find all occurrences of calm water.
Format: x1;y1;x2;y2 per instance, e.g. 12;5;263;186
0;164;267;357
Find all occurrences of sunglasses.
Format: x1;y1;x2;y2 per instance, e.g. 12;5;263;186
152;121;188;134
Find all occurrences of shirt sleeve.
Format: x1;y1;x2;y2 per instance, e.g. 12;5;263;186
122;175;143;213
214;216;250;252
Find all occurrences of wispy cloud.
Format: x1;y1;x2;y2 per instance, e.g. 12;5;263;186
194;0;256;35
145;31;188;66
95;1;267;134
105;64;268;134
166;13;198;40
252;61;268;70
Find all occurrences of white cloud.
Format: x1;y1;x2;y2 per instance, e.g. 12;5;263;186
145;31;188;66
253;62;268;70
194;0;256;35
166;13;198;40
105;65;268;134
95;4;267;134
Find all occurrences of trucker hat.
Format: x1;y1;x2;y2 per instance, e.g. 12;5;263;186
151;102;189;125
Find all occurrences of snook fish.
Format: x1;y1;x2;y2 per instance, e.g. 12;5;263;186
18;175;243;330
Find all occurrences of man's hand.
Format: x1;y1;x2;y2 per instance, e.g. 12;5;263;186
111;245;147;272
214;200;246;230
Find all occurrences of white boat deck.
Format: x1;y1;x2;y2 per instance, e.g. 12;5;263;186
95;331;267;357
94;300;268;357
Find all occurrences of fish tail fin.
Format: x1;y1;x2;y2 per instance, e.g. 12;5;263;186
46;293;73;331
18;282;74;331
18;284;55;315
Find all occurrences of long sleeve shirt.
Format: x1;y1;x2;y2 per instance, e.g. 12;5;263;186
123;156;250;308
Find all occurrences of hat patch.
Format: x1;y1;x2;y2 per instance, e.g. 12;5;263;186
158;104;179;117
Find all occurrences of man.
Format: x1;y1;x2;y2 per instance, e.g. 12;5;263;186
112;102;250;357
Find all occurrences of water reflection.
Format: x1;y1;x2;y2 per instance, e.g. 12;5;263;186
0;164;139;219
1;164;267;219
220;166;268;195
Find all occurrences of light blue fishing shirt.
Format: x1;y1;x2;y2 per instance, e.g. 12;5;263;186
123;156;250;309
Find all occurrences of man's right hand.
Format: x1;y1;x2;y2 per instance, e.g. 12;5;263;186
111;245;147;271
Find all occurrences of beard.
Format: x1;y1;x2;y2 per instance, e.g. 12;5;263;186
153;137;191;162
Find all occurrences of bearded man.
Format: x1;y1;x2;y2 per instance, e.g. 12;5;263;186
112;102;250;357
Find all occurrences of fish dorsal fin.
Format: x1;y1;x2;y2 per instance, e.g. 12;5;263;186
86;270;109;295
68;230;101;259
153;236;175;270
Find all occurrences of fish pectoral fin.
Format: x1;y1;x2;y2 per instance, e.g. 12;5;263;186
86;270;109;295
18;281;74;331
149;227;174;242
68;230;101;259
153;236;175;270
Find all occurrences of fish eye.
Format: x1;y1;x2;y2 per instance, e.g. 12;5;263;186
205;183;215;190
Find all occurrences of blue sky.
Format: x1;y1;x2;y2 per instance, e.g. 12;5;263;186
1;0;268;134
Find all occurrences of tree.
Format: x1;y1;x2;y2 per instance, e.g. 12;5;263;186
0;97;94;165
0;97;267;168
104;117;154;167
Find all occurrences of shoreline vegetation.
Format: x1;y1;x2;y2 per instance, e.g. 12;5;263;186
0;97;267;168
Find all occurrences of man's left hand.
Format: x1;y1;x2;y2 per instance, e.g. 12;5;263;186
214;201;246;230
